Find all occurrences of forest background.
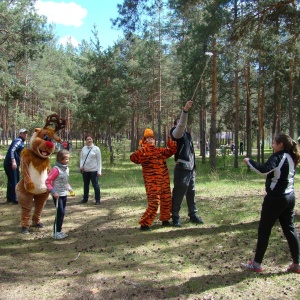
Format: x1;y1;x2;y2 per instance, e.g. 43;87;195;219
1;0;300;171
1;1;300;299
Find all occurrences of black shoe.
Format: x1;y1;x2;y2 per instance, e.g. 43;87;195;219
162;220;171;227
189;215;204;224
140;225;151;231
33;223;44;228
172;217;182;227
94;202;100;205
11;201;18;205
79;199;87;204
22;227;29;235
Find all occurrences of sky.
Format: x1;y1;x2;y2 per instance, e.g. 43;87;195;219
35;0;125;49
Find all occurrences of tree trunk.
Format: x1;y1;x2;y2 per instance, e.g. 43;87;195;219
261;82;266;163
107;123;113;164
244;62;252;160
209;36;217;172
130;112;136;152
234;66;239;168
157;5;162;147
298;70;300;137
289;51;294;138
257;63;262;163
272;20;282;138
272;70;282;137
200;81;207;163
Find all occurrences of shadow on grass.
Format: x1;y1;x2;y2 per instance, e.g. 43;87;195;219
0;186;300;299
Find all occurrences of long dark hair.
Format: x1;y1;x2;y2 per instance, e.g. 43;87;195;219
274;133;300;166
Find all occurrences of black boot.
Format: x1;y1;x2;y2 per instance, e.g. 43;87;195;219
189;214;204;224
162;220;171;227
140;225;151;231
172;216;182;227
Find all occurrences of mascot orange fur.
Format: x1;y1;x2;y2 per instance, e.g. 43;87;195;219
130;129;177;231
16;114;66;234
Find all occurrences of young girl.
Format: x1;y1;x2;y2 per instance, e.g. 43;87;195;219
242;133;300;274
46;149;74;239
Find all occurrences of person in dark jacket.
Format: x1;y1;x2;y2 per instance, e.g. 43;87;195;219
239;141;244;155
241;133;300;274
4;128;28;204
170;100;203;227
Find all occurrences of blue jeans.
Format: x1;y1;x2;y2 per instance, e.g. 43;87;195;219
254;192;300;264
53;196;67;233
82;171;101;202
171;166;198;218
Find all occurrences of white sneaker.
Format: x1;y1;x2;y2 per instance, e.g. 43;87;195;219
53;232;68;239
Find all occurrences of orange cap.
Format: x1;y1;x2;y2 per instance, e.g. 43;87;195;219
143;128;154;138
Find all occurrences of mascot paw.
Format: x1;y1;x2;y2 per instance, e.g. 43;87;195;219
167;138;177;148
26;182;35;191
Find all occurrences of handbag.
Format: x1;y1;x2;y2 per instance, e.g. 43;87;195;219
78;146;93;173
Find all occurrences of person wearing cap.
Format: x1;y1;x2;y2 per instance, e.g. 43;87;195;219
3;128;28;204
170;100;204;227
130;128;177;231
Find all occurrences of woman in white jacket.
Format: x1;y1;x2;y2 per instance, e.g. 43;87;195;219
79;134;102;205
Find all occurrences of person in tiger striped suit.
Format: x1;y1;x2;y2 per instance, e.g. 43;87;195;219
130;128;177;231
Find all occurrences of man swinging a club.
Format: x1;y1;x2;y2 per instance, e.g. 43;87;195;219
170;100;204;227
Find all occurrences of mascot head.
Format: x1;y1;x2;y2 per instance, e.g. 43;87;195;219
29;114;66;158
139;128;155;146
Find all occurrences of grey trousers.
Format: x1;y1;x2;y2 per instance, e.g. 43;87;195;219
171;167;198;218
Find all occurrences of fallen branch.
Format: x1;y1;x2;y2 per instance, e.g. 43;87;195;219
67;252;81;265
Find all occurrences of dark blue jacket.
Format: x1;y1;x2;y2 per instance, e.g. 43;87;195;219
4;137;25;166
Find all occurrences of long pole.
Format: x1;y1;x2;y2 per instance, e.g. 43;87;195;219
157;1;162;147
54;197;59;238
190;52;213;102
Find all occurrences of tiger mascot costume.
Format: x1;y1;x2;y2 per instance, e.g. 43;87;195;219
16;114;66;234
130;128;177;231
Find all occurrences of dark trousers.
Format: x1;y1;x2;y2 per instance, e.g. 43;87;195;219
171;167;198;218
4;162;19;202
254;192;300;264
82;171;101;202
53;196;67;233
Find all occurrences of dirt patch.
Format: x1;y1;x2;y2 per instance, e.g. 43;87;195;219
0;192;300;300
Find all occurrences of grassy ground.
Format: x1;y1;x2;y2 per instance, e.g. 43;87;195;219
0;146;300;300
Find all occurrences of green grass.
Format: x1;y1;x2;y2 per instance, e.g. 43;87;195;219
0;144;299;299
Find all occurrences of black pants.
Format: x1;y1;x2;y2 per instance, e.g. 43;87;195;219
82;171;101;202
171;167;198;218
4;162;19;202
254;192;300;264
53;196;67;233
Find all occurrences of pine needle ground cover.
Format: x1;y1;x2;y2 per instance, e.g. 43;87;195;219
0;150;299;300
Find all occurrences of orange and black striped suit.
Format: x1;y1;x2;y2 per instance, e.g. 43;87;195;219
130;138;177;226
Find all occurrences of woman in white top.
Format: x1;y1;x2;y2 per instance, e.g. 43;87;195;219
79;134;102;205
